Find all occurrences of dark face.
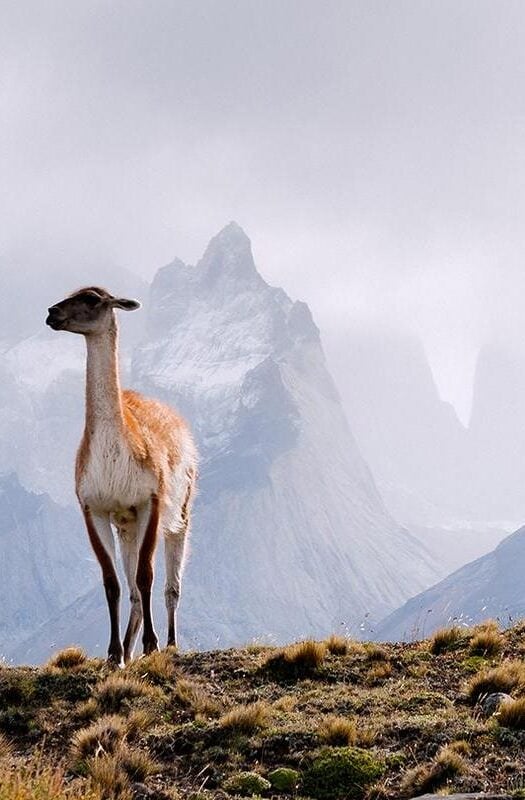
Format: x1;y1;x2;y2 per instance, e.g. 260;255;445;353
46;287;140;335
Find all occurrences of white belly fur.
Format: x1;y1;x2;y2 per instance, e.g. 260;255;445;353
78;428;157;513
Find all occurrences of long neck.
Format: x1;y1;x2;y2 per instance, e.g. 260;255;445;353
84;323;124;435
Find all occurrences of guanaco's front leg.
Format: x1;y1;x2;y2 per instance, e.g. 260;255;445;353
82;506;123;666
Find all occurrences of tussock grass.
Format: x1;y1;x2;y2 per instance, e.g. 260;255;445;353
173;678;221;718
430;626;465;655
400;744;467;794
219;701;271;733
0;757;101;800
319;715;357;746
467;661;525;703
265;640;327;676
496;697;525;729
367;662;393;684
129;649;177;684
94;675;160;714
364;644;389;662
325;635;350;655
118;746;160;781
469;620;503;657
0;732;13;760
85;754;131;800
71;716;127;762
47;647;87;670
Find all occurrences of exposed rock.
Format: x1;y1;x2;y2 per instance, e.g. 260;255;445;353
480;692;513;718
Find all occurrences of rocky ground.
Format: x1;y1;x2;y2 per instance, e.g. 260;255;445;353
1;622;525;799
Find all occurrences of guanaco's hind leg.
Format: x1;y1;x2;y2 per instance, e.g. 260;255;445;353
164;479;193;648
164;526;187;647
136;495;160;655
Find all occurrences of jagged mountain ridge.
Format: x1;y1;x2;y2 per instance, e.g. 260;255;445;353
11;223;441;662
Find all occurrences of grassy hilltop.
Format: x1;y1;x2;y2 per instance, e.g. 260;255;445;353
2;623;525;799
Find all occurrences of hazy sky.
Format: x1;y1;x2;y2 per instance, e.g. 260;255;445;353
2;0;525;421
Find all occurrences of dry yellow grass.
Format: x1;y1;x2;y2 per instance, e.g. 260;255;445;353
129;649;177;683
173;678;222;718
367;661;393;683
71;716;127;763
325;634;350;655
364;644;389;662
219;700;271;733
47;647;87;670
495;697;525;729
429;625;464;654
469;620;503;657
94;674;159;714
118;746;160;781
319;715;357;746
272;694;298;712
400;744;467;794
85;754;131;800
0;732;13;760
467;661;525;703
0;758;101;800
265;640;327;674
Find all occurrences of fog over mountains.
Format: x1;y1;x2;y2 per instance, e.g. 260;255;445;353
1;224;524;660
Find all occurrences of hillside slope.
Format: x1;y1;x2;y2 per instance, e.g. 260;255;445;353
2;625;525;799
376;525;525;642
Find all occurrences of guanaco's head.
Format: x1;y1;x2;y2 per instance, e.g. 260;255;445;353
46;286;141;335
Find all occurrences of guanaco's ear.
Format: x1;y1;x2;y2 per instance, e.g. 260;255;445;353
111;297;141;311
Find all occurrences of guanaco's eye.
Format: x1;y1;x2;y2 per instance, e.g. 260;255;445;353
80;293;101;307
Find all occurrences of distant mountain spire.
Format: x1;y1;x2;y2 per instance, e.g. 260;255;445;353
197;222;264;290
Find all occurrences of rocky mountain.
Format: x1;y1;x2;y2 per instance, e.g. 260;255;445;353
10;223;442;662
0;473;97;658
375;524;525;642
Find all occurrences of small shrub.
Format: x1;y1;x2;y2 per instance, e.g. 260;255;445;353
319;715;357;746
467;662;525;704
430;626;464;654
94;675;158;714
301;747;384;800
325;635;350;655
496;697;525;729
48;647;87;670
223;770;271;795
219;701;271;733
0;670;36;706
400;745;466;795
268;767;300;792
72;715;127;763
265;640;327;677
